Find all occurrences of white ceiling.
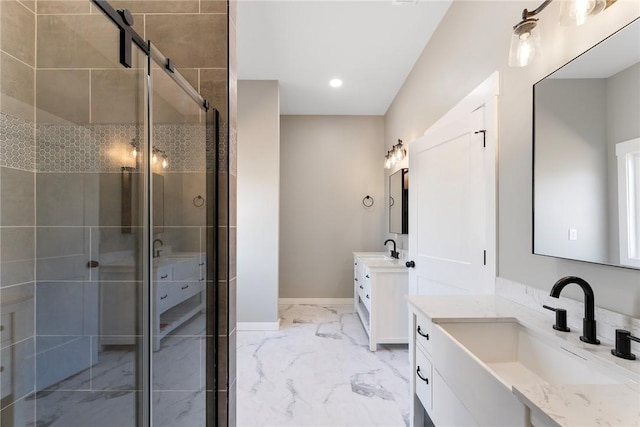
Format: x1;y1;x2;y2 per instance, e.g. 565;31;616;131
236;1;453;115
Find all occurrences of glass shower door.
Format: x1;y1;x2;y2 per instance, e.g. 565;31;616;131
148;45;212;427
26;13;148;427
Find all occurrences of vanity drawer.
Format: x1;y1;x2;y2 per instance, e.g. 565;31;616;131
176;280;204;301
415;346;433;412
157;283;173;314
415;312;433;355
0;313;13;345
173;258;199;281
155;266;172;282
1;349;12;399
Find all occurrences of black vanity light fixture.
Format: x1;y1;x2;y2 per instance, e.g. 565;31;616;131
509;0;617;67
384;139;406;170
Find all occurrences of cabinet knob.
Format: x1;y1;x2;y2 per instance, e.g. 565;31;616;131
160;274;169;279
416;366;429;384
355;278;358;282
181;285;189;290
366;294;370;299
87;260;100;268
198;262;205;266
406;260;415;268
365;274;370;279
359;285;364;290
0;366;4;373
160;294;168;300
417;325;429;340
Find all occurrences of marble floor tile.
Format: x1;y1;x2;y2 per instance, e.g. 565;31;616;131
237;304;410;427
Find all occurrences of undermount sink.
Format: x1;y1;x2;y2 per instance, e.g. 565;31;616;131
438;320;628;389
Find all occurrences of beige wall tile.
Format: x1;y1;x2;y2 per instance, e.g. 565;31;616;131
201;0;227;14
145;14;227;69
18;0;36;12
0;0;35;66
37;15;124;69
0;52;34;121
108;0;198;13
200;69;227;123
91;69;145;124
36;70;90;124
152;67;201;124
177;69;199;93
37;0;91;14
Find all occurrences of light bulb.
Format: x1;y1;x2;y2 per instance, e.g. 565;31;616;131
384;157;392;169
152;153;157;163
395;147;405;161
131;148;137;158
559;0;605;26
162;157;168;169
509;20;540;67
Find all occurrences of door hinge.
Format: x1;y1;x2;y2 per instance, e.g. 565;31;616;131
475;129;486;148
483;250;487;265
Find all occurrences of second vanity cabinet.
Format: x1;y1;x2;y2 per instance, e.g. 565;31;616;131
353;253;408;351
101;253;206;351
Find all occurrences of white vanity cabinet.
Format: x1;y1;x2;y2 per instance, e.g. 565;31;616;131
353;253;408;351
101;253;206;351
409;309;478;427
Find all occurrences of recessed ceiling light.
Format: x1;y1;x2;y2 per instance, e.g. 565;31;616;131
329;78;343;88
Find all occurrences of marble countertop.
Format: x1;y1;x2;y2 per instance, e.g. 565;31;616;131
407;294;640;427
353;252;408;270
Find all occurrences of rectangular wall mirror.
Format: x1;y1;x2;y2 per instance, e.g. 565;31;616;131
121;168;165;234
533;18;640;269
389;168;409;234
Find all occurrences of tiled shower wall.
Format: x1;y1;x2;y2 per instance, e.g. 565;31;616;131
0;0;37;423
0;0;235;424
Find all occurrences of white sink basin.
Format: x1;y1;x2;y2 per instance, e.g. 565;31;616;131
358;254;391;260
439;320;627;388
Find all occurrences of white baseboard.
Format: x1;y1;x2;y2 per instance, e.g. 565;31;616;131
278;298;354;305
237;321;280;331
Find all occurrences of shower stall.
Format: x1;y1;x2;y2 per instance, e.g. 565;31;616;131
0;0;235;425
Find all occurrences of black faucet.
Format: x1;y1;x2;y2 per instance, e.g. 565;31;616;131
550;276;600;345
384;239;399;259
153;238;164;258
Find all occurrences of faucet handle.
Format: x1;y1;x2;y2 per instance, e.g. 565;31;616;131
543;305;570;332
611;329;640;360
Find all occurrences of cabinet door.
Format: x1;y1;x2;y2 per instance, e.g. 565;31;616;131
432;370;477;427
415;347;433;412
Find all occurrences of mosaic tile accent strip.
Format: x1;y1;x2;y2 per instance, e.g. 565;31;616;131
35;123;210;173
229;127;237;177
0;113;36;172
218;121;229;173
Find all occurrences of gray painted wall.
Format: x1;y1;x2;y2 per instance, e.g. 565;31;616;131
385;0;640;316
280;115;385;298
237;80;280;323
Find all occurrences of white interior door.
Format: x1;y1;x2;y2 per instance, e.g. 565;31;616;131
408;105;495;295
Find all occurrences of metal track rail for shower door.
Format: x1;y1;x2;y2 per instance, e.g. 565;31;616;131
91;0;210;112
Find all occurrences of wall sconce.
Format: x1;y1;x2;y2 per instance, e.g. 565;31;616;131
131;140;169;170
152;147;169;169
509;0;615;67
384;139;406;170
